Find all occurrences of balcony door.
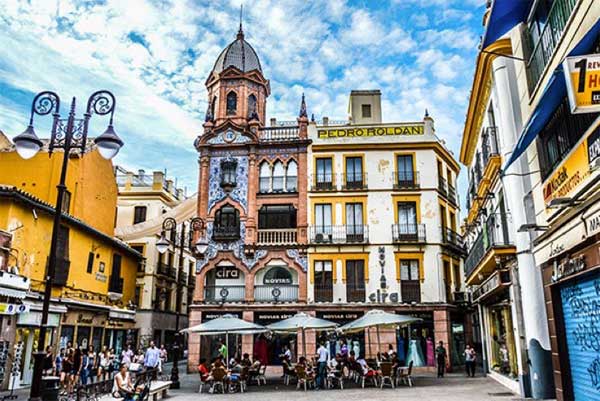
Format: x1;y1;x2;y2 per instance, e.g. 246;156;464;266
314;261;333;302
315;157;333;189
400;260;421;303
346;203;364;242
396;155;414;186
346;260;365;302
314;204;332;242
345;156;363;188
397;202;417;238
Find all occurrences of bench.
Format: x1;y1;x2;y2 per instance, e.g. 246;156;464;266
97;381;171;401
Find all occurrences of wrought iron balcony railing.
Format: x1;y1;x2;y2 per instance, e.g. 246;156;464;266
254;285;299;302
393;171;420;189
108;276;124;294
310;174;336;191
346;284;365;302
400;280;421;303
309;225;369;244
157;262;176;279
392;223;426;243
441;227;465;250
465;215;513;278
314;284;333;302
341;173;368;191
204;285;245;302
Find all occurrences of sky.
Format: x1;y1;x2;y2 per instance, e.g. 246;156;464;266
0;0;486;204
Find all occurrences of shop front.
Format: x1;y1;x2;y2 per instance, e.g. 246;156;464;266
316;311;365;359
396;311;435;368
198;311;243;362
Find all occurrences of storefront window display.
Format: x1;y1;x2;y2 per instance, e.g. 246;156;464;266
317;312;364;359
254;311;295;365
488;305;517;378
396;312;434;367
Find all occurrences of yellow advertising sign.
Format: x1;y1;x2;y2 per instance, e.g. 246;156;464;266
317;125;424;139
543;120;600;205
563;55;600;114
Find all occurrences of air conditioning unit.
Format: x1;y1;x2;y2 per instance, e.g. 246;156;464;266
315;233;324;243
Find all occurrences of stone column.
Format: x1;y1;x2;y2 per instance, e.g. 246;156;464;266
187;309;202;373
242;311;254;358
434;309;452;371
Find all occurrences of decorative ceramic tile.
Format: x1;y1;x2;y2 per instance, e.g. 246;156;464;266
207;129;252;145
286;249;308;272
207;154;248;214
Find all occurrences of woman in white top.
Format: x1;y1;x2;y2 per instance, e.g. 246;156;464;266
113;363;144;401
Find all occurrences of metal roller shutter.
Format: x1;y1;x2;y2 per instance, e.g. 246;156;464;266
560;272;600;401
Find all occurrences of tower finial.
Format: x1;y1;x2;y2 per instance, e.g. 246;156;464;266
237;4;244;39
424;108;429;118
299;93;307;118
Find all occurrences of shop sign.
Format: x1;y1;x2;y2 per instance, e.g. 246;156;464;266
563;54;600;114
262;267;293;285
254;311;294;324
316;311;363;324
201;311;242;322
587;209;600;236
317;124;424;139
77;313;94;324
552;255;587;282
542;120;599;206
0;303;29;315
95;272;107;282
215;266;241;279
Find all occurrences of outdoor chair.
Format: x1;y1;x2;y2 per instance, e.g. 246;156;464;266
198;374;210;393
282;362;296;385
379;362;395;389
396;361;414;387
295;365;315;391
254;364;267;386
327;369;344;390
239;367;249;393
210;368;227;394
360;369;379;388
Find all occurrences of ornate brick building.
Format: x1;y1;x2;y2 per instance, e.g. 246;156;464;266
188;25;310;368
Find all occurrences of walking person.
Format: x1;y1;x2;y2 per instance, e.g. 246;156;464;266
159;344;168;374
80;348;90;385
43;346;54;376
144;341;161;372
435;341;447;378
464;344;476;377
315;341;329;390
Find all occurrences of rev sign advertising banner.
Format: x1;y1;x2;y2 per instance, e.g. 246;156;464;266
563;54;600;114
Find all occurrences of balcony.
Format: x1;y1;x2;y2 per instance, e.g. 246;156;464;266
400;280;421;303
392;223;426;243
258;126;300;142
448;184;458;205
212;226;240;241
525;0;577;93
438;176;447;195
465;216;515;285
341;173;368;191
204;285;245;303
472;269;512;302
309;225;369;244
393;171;420;190
441;227;466;255
157;263;176;279
346;284;365;303
178;271;188;285
254;284;299;302
108;276;124;296
257;228;298;246
314;284;333;302
310;174;335;192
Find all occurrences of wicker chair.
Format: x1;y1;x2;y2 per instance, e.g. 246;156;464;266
379;362;395;389
295;365;315;391
396;361;414;387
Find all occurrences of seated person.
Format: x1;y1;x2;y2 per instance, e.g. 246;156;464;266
328;354;340;370
229;358;243;382
297;356;315;378
357;357;376;377
197;358;210;382
241;353;252;367
113;363;145;401
209;359;227;383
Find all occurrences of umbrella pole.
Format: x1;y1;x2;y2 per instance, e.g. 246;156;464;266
226;331;229;369
377;326;381;359
367;328;372;359
302;328;306;360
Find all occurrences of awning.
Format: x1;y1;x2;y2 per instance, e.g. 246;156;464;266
504;19;600;170
0;286;27;299
481;0;534;50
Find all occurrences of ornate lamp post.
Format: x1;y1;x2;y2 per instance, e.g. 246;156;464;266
13;90;123;401
156;217;207;389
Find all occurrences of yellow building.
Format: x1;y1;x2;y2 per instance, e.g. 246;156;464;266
0;134;141;388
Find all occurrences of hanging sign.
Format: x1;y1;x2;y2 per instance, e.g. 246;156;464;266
563;54;600;114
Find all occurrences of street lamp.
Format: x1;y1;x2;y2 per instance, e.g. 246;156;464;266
13;90;123;401
156;216;206;389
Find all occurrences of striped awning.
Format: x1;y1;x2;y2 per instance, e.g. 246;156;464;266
0;286;27;299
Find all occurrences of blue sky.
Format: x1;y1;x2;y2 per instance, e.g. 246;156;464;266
0;0;485;202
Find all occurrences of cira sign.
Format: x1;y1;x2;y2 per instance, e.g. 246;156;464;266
563;54;600;114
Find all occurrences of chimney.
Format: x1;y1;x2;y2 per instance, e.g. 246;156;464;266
270;118;277;127
322;117;329;126
152;171;164;190
348;89;382;124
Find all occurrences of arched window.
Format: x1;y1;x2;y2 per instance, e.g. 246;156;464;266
213;205;240;240
286;160;298;192
259;162;271;193
272;161;284;192
247;94;257;118
211;96;217;119
226;91;237;115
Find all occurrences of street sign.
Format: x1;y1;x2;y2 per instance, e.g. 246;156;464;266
563;54;600;114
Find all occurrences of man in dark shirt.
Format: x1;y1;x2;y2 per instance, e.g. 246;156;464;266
435;341;447;378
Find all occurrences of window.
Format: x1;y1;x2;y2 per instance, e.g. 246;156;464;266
314;260;333;302
259;205;296;229
345;156;363;189
247;94;257;118
214;205;240;239
220;159;237;189
345;203;364;241
86;252;94;274
61;191;71;214
400;259;421;303
346;260;365;302
55;225;70;286
134;286;141;306
133;206;147;224
315;157;333;189
109;254;123;294
211;96;217;119
396;155;414;186
397;202;417;234
272;161;284;192
286;160;298;192
226;91;237;115
314;204;332;242
259;162;271;193
361;104;372;118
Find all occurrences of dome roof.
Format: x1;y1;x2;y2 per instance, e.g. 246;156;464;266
211;29;262;74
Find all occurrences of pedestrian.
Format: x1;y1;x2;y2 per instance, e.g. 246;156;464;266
55;348;64;377
315;341;329;390
144;341;161;371
43;346;54;376
121;344;134;367
61;348;74;393
80;348;89;385
72;347;82;387
435;341;447;378
88;346;97;383
217;339;228;362
98;347;110;380
464;344;476;377
159;344;168;373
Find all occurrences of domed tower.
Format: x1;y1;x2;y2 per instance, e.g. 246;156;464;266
205;24;270;127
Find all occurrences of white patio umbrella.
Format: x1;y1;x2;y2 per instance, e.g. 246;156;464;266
182;314;268;367
338;309;422;358
267;312;338;360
